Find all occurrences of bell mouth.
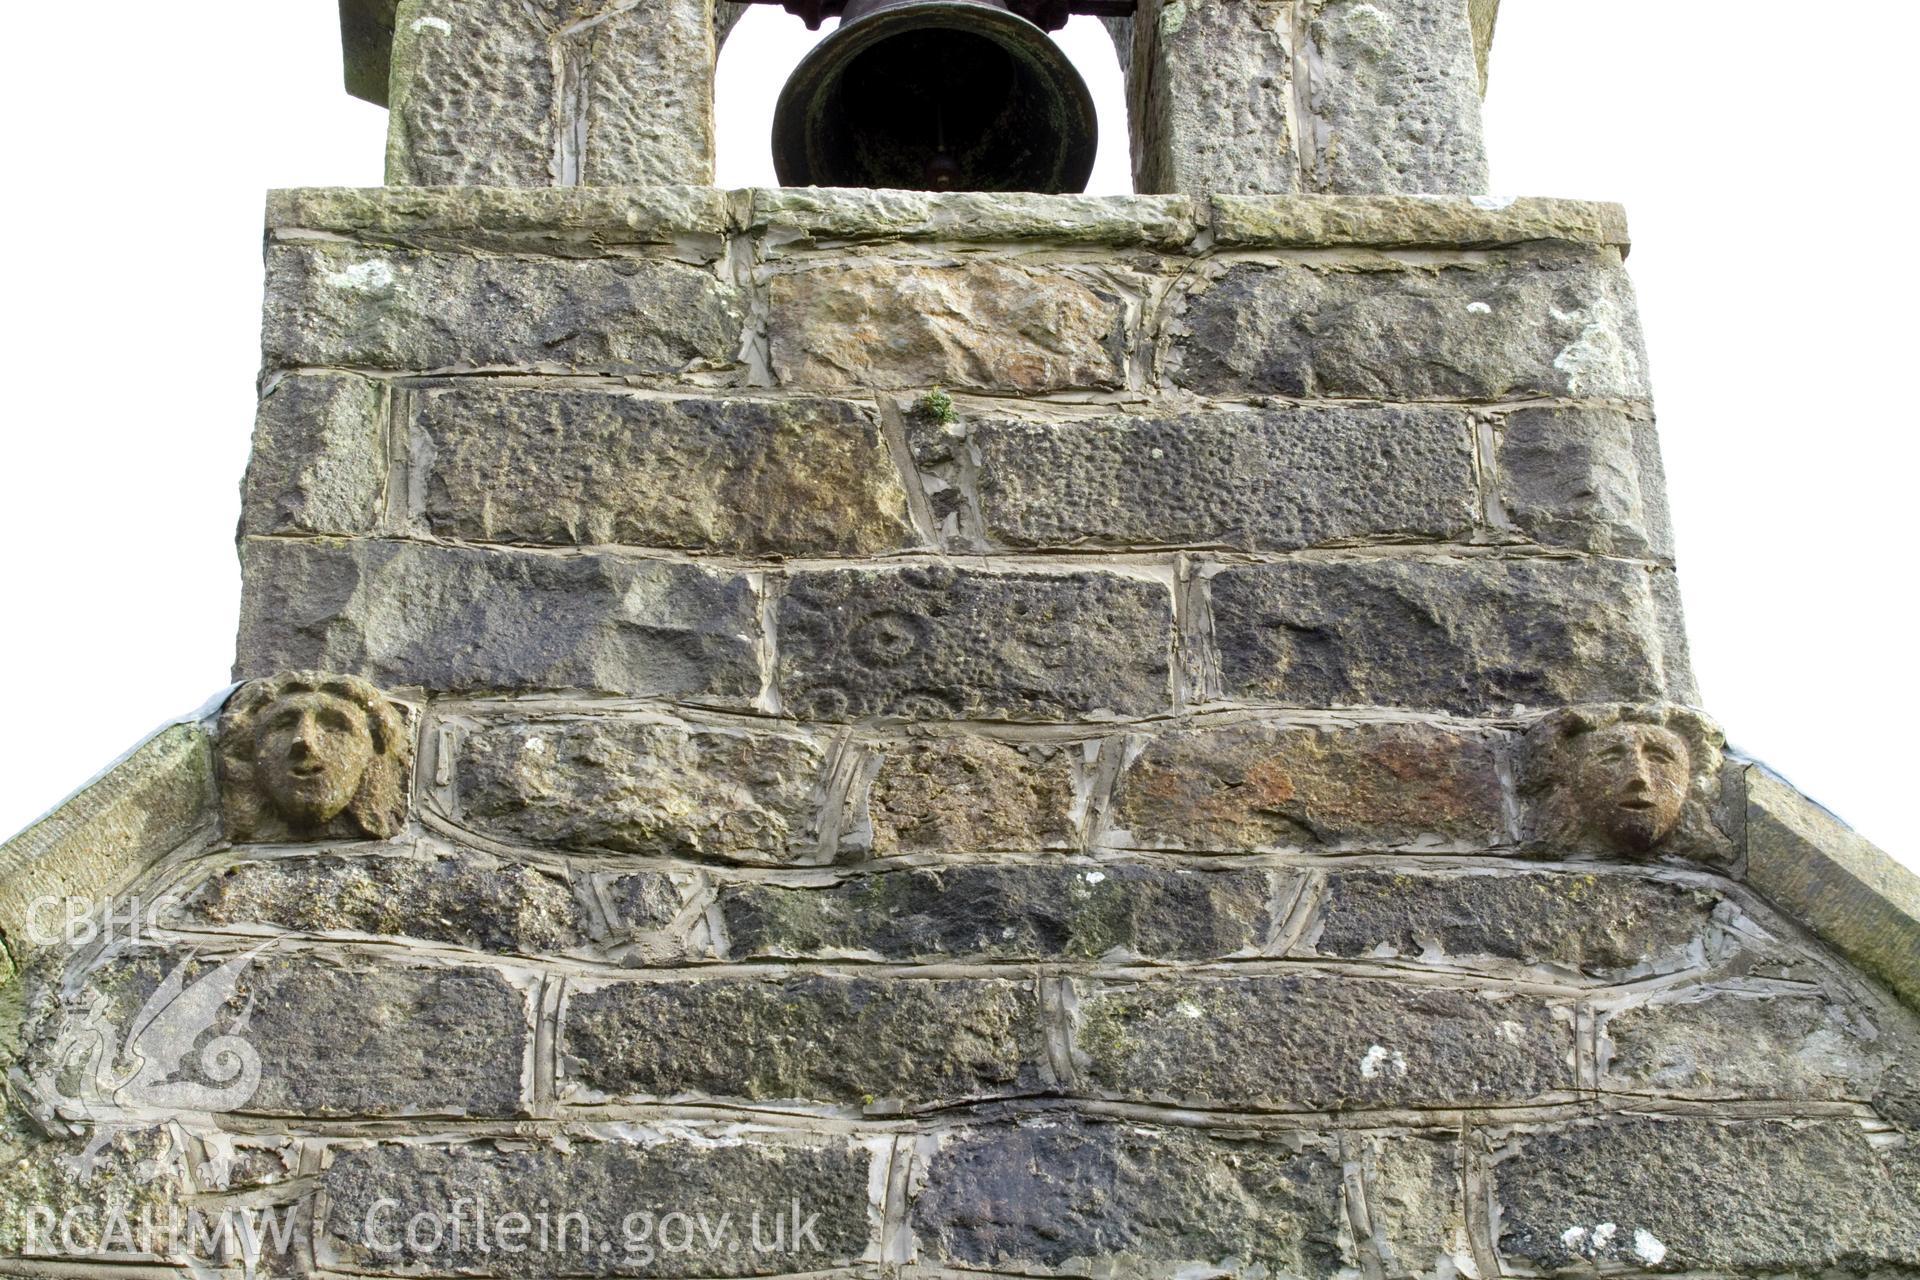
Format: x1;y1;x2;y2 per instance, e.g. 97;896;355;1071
772;1;1098;193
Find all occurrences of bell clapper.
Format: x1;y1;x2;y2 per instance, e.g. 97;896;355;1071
925;100;960;190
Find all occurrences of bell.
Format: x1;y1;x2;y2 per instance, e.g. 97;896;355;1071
772;0;1098;193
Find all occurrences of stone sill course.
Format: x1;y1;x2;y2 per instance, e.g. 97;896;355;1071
267;187;1631;256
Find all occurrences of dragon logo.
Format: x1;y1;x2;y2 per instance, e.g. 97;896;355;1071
21;945;270;1178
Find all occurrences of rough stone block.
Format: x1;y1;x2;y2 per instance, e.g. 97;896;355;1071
777;566;1172;721
1123;0;1298;198
237;538;760;700
1306;870;1723;981
415;385;916;555
866;737;1077;855
1360;1134;1468;1278
1600;988;1897;1102
317;1132;875;1276
170;843;590;957
1497;406;1674;559
242;374;388;536
1301;0;1489;194
451;717;832;864
0;1126;193;1264
767;261;1128;394
246;957;530;1117
200;1143;304;1213
562;975;1045;1109
1171;253;1649;402
386;0;556;187
1494;1116;1920;1273
911;1119;1350;1275
572;0;718;186
1074;974;1573;1110
938;405;1476;551
1110;721;1505;850
718;864;1277;963
69;951;531;1119
263;241;745;374
596;869;698;935
1207;556;1689;714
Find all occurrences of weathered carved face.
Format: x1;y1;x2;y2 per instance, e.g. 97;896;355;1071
1572;722;1691;852
252;690;377;828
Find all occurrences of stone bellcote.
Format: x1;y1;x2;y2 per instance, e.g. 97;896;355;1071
340;0;1497;195
5;1;1919;1275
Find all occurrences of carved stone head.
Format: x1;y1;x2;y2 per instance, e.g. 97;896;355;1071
1521;704;1726;860
1571;720;1692;851
219;673;412;841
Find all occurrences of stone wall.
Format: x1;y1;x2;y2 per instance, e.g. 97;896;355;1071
238;186;1681;718
2;184;1916;1275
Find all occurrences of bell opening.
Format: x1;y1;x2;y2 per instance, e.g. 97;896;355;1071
773;6;1097;193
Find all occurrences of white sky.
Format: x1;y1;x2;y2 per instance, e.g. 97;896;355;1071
1;3;1913;871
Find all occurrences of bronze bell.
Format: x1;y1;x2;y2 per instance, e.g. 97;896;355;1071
771;0;1098;193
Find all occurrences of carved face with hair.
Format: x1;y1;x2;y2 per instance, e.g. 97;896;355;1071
219;673;411;841
1521;704;1726;861
254;688;377;826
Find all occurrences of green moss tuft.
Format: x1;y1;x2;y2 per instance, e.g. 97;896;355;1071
914;388;957;425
